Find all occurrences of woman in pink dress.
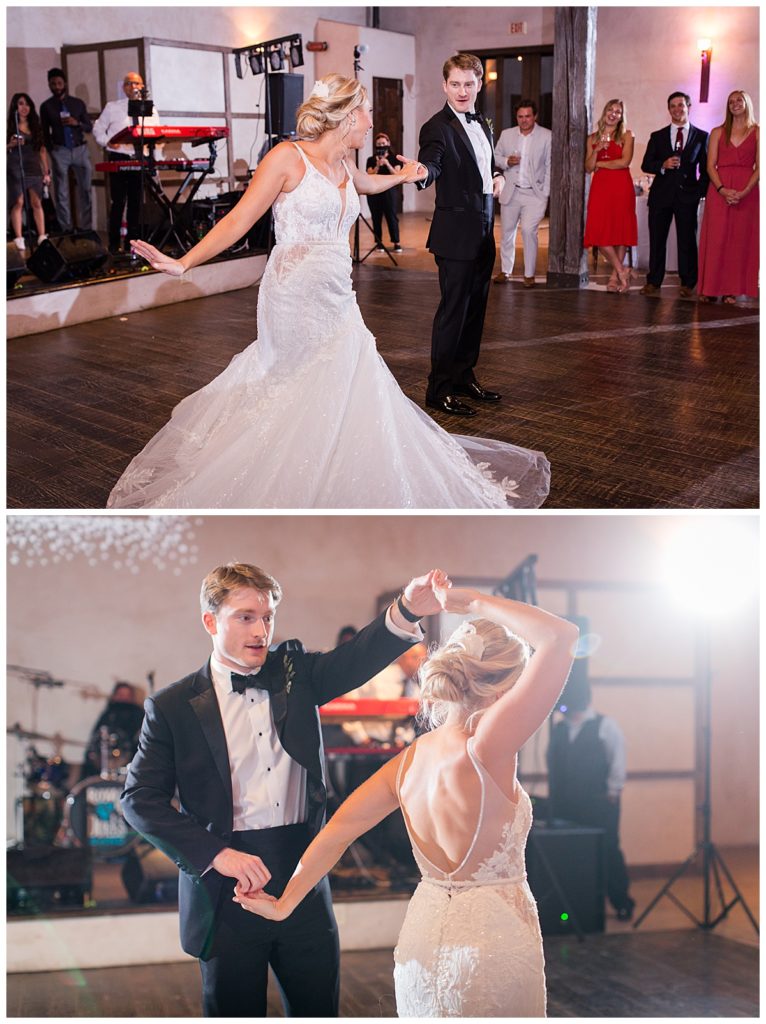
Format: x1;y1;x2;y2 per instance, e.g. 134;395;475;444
583;99;638;293
698;90;759;303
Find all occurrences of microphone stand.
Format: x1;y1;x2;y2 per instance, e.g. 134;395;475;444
351;47;397;267
131;89;153;259
13;109;34;251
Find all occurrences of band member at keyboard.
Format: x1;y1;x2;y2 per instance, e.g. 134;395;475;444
342;643;425;746
92;72;161;254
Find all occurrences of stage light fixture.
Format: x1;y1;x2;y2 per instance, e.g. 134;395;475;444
660;519;756;617
234;53;243;79
290;38;304;67
269;46;285;71
248;50;264;75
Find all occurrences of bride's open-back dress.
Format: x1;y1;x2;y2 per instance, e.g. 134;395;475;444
107;144;550;509
393;736;546;1017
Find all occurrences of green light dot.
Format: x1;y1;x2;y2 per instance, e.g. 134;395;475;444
560;912;569;921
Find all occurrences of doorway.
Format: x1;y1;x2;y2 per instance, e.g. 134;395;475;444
476;47;554;134
372;76;403;211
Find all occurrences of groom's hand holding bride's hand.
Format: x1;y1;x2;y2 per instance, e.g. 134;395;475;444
211;847;271;895
400;569;452;620
130;238;187;277
396;155;429;184
233;882;288;921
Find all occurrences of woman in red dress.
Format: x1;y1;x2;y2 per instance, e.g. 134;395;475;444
583;99;638;293
698;90;759;303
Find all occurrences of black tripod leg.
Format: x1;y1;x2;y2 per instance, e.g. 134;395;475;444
710;845;759;934
633;845;699;928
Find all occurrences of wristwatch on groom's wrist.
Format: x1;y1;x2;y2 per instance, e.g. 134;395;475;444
396;593;424;623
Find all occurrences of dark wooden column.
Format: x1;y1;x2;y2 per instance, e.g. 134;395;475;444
547;7;598;288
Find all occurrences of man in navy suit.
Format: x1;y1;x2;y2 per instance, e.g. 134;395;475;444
417;53;506;417
640;91;709;297
122;560;444;1016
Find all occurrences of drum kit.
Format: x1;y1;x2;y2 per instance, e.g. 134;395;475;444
7;666;144;860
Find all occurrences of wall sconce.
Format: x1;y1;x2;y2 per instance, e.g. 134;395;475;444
698;38;712;103
487;70;498;82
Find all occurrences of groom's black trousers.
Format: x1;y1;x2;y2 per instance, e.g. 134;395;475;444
199;823;340;1018
427;199;496;403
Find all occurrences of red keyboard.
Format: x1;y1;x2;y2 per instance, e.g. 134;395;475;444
320;698;419;721
108;125;229;145
96;159;211;173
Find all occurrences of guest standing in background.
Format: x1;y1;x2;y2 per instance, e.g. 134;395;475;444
7;93;50;251
40;67;94;234
583;99;637;293
547;675;635;920
698;90;759;304
366;132;403;252
493;99;551;288
640;91;708;298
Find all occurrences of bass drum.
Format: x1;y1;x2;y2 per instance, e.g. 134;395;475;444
60;776;138;859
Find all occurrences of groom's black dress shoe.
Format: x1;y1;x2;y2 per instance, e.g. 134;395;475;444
426;395;477;417
454;382;502;402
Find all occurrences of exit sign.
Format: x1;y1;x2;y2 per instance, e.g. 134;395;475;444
509;21;527;34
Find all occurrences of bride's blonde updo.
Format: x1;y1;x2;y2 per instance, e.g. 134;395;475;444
418;618;530;731
295;74;368;141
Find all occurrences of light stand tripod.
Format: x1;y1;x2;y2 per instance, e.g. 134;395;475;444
350;45;397;267
633;624;758;935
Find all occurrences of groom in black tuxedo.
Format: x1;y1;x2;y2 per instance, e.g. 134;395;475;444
640;91;709;297
121;561;439;1017
417;52;506;417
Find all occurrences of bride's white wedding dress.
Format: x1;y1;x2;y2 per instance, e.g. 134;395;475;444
394;737;546;1017
107;144;550;509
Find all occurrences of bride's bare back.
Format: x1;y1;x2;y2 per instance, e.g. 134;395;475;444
397;725;525;880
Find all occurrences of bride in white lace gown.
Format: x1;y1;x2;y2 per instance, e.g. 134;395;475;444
235;574;578;1017
107;75;550;509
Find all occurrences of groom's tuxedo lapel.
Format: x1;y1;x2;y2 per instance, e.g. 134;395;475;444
189;665;233;805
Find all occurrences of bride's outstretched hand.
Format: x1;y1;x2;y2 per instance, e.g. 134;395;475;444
233;884;288;921
397;155;429;183
433;581;478;615
130;239;186;277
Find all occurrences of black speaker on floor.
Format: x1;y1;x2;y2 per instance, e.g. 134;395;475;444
26;230;108;284
121;842;179;904
526;823;606;935
7;845;92;912
7;241;26;290
268;73;304;136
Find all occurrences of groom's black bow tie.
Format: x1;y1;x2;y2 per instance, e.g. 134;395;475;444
464;110;484;124
231;669;277;695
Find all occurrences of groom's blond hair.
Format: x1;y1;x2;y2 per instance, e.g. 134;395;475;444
200;562;283;614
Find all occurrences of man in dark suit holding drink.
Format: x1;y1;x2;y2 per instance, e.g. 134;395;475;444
640;91;709;298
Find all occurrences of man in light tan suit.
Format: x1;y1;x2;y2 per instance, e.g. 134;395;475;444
493;99;551;288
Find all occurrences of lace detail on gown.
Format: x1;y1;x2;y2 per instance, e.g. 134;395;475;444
393;738;546;1017
107;143;550;509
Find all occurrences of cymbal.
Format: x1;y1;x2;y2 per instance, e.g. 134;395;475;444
6;723;86;747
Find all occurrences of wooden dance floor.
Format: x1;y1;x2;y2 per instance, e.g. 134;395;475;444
7;930;758;1016
6;218;758;509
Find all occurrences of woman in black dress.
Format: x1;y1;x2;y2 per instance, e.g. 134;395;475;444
7;92;51;250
